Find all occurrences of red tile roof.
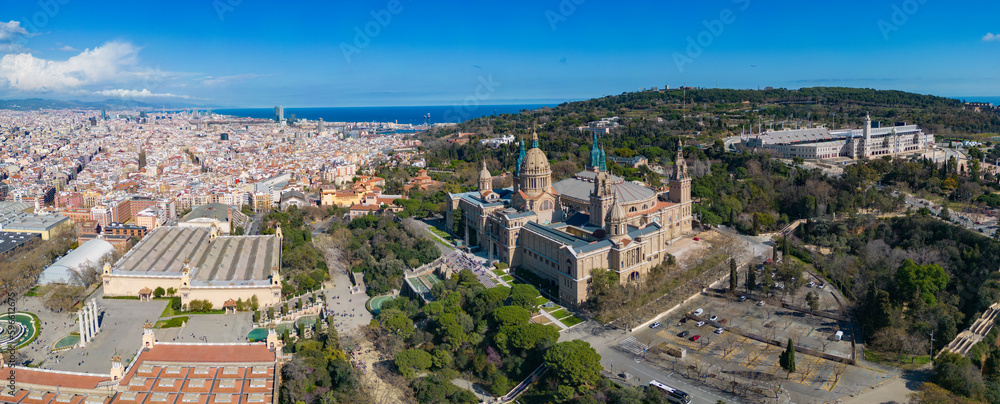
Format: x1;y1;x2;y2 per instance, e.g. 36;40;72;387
140;343;274;363
12;367;112;389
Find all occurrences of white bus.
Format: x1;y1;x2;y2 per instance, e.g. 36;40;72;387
649;380;692;404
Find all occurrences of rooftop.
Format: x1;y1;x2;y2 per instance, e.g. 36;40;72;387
182;203;236;223
113;227;280;286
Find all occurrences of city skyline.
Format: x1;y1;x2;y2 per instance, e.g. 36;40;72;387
1;0;999;107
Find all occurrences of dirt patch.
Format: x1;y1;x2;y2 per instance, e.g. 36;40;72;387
351;338;407;403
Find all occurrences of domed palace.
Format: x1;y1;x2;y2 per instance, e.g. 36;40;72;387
447;132;693;306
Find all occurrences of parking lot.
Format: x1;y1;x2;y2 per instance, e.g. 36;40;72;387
627;268;893;402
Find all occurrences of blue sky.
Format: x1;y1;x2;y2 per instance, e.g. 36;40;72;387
0;0;999;107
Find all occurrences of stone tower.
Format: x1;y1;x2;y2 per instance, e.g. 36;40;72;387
606;195;628;241
589;171;615;228
668;141;691;204
478;161;492;194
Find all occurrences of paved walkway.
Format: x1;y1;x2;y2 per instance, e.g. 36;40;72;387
451;379;493;402
537;309;568;331
313;234;374;333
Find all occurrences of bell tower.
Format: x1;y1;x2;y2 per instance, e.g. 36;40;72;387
589;171;615;228
668;141;691;204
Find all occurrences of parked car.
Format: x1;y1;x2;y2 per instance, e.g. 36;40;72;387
715;328;724;334
807;281;816;288
693;237;700;241
679;330;690;338
739;295;747;302
696;321;706;327
693;308;704;316
691;335;701;342
709;315;718;321
757;301;765;306
818;284;826;289
650;322;661;329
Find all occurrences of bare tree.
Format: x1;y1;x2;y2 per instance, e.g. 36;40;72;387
720;334;740;357
829;364;846;387
800;358;819;382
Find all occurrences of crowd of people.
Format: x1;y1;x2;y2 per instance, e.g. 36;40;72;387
349;348;370;373
444;251;498;287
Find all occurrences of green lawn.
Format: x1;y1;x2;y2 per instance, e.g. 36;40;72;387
562;316;584;327
864;349;931;370
502;275;514;282
160;304;177;318
534;296;549;306
154;316;189;328
492;269;506;277
428;226;455;244
549;308;569;319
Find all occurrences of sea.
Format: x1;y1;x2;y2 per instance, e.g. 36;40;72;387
212;104;559;125
955;96;1000;106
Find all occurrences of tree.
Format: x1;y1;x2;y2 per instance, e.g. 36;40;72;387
779;338;796;376
894;259;949;306
805;292;820;312
490;374;511;396
933;352;985;399
543;340;603;391
383;312;415;339
166;287;176;296
746;264;757;292
492;306;530;327
250;295;260;311
153;286;165;298
510;284;540;310
395;349;433;378
859;283;894;336
729;258;738;293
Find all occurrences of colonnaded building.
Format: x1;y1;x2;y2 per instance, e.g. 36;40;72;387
101;224;283;308
447;132;693;306
744;114;935;160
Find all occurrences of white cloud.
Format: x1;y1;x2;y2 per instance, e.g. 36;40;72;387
57;45;78;52
201;73;267;86
984;33;1000;42
93;88;190;99
0;41;141;92
0;21;29;43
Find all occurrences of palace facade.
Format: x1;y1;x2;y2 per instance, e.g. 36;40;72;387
447;132;693;306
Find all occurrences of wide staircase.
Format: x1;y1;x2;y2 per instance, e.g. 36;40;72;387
941;303;1000;356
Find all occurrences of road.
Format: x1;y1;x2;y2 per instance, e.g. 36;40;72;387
247;212;264;235
600;347;746;404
